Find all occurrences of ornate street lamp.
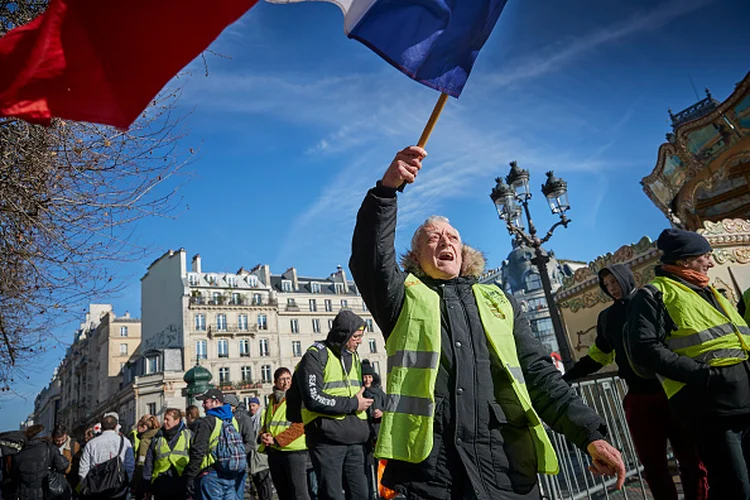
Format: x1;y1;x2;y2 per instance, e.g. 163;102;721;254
489;163;574;368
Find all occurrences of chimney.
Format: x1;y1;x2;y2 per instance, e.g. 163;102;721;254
250;264;272;287
283;267;299;291
123;311;130;319
192;254;202;273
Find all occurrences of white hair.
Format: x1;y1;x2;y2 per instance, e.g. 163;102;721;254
409;215;460;255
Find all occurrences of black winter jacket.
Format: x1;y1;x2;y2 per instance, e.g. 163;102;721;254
11;438;69;500
295;310;371;446
564;264;662;394
626;266;750;423
349;184;607;500
362;362;385;444
142;423;189;496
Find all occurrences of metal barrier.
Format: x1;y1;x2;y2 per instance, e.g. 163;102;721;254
538;375;650;499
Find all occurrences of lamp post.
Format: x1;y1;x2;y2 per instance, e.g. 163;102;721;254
490;162;574;369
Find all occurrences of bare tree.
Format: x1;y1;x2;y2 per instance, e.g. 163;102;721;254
0;1;191;390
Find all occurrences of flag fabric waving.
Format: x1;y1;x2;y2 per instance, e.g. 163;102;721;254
267;0;508;98
0;0;258;129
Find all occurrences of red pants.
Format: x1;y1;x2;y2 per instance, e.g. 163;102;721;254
624;392;709;500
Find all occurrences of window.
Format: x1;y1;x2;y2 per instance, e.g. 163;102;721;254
340;299;349;309
147;403;157;416
227;275;238;288
119;343;128;356
264;395;270;406
219;367;230;383
312;318;321;334
241;366;252;382
231;292;241;305
335;283;344;294
287;298;297;308
281;280;292;292
253;293;262;305
239;339;250;357
372;361;380;375
365;319;374;332
257;314;268;330
217;314;227;331
362;301;368;312
290;319;299;334
261;365;272;383
259;338;269;357
243;397;254;408
212;291;221;304
188;273;199;286
309;299;317;312
238;314;248;331
525;273;542;292
247;275;258;287
368;338;377;353
195;314;206;331
292;341;302;357
311;282;321;293
324;299;332;312
119;326;128;337
527;298;548;311
218;339;229;358
146;355;160;374
196;340;207;359
119;362;125;372
328;319;334;330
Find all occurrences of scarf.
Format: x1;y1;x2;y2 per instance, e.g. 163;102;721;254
273;388;287;405
162;422;181;442
662;264;711;288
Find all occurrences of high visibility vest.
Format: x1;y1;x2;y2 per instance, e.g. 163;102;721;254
743;288;750;324
199;416;239;470
259;399;307;452
588;343;615;366
300;344;367;425
129;429;140;454
151;428;191;481
650;276;750;398
375;275;559;474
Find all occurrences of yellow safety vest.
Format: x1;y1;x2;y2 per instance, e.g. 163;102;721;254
129;429;140;454
588;342;615;366
259;398;307;452
151;428;191;481
300;344;367;425
743;288;750;324
375;275;559;474
650;276;750;398
199;416;239;470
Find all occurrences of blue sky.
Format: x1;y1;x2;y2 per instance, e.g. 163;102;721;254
2;0;749;428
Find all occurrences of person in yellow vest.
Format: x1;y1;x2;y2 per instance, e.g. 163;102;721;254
141;408;192;499
259;367;311;500
349;146;626;499
627;228;750;499
294;310;373;500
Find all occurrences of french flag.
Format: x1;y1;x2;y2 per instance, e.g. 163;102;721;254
268;0;509;97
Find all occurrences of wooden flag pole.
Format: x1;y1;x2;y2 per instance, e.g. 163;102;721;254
398;92;449;192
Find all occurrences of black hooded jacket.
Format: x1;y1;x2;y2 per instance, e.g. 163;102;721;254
563;264;661;394
362;361;385;443
294;309;370;446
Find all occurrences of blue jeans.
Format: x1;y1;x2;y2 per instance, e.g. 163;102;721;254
197;470;247;500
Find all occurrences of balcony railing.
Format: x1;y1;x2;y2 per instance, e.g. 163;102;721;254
207;324;258;336
216;380;266;391
189;296;278;307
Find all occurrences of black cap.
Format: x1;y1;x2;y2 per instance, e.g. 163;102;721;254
196;388;224;403
657;228;712;263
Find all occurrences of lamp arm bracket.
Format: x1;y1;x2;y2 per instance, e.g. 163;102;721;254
539;218;572;246
507;223;534;247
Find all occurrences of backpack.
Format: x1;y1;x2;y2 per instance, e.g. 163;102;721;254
80;436;128;499
212;418;247;475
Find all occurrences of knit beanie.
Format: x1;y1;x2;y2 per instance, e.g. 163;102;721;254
657;228;712;263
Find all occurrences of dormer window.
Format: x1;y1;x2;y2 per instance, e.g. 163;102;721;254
281;280;293;292
188;273;199;286
310;282;321;293
247;275;258;287
335;283;344;294
227;275;238;288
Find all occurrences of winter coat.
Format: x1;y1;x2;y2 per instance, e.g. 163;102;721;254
563;265;662;393
132;427;159;492
183;404;237;481
361;363;385;444
294;310;371;446
11;438;69;500
78;430;135;483
235;405;269;475
626;266;750;423
142;423;190;497
349;183;607;500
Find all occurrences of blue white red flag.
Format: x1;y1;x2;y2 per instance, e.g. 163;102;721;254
267;0;508;97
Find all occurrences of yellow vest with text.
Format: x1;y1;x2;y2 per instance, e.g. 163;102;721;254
301;344;367;425
151;428;191;481
743;288;750;324
375;275;559;474
259;399;307;452
199;416;240;470
650;276;750;398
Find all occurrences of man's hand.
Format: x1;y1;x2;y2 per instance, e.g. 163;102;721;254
587;440;626;490
260;433;274;446
373;409;383;419
355;387;374;412
381;146;427;188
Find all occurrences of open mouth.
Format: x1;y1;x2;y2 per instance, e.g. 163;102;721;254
438;251;454;262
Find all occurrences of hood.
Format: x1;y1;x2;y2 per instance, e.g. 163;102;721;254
362;362;381;387
325;310;366;353
401;243;486;279
206;404;234;421
598;264;636;301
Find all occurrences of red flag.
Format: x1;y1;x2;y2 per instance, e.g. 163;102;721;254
0;0;258;129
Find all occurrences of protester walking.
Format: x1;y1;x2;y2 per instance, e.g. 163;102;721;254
184;389;247;500
627;228;750;500
361;361;384;500
78;415;134;499
142;408;192;499
349;146;626;499
243;397;273;500
564;264;708;500
260;367;310;500
52;424;82;493
10;424;69;500
133;415;160;499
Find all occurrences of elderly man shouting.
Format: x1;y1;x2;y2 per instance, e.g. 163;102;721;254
349;146;625;500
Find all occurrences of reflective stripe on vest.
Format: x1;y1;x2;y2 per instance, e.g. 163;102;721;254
260;399;307;452
151;429;191;480
301;344;367;425
374;275;559;474
651;276;750;399
199;416;239;470
744;288;750;324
